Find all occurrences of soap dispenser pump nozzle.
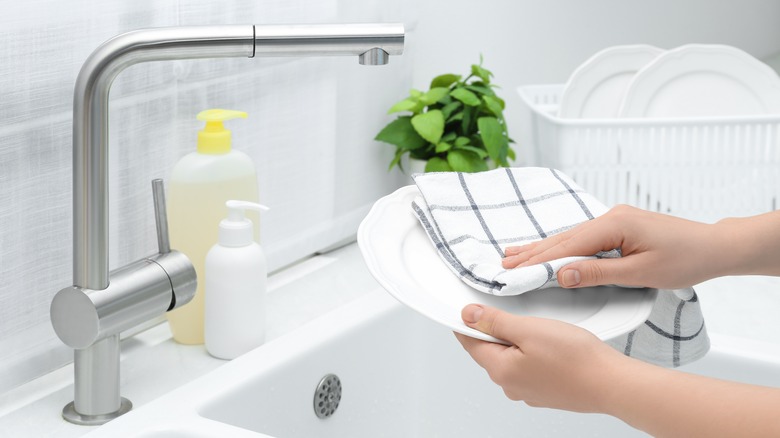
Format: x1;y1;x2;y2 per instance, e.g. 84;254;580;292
196;109;248;154
219;200;269;247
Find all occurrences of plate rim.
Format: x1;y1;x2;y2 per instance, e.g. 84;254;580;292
618;43;780;118
558;44;664;119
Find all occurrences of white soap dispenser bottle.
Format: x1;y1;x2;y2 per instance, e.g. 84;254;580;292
205;200;269;360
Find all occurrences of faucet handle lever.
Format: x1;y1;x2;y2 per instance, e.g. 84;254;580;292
151;179;171;254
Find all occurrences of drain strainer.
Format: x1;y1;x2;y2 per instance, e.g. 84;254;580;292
314;374;342;419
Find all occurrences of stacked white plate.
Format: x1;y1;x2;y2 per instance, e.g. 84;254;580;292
558;44;780;119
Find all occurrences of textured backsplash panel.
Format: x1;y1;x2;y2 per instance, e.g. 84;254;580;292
0;0;415;392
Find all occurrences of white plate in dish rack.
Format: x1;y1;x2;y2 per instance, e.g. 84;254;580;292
358;185;658;344
558;44;663;119
618;44;780;118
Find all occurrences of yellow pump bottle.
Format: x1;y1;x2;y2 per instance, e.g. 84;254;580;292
166;109;260;344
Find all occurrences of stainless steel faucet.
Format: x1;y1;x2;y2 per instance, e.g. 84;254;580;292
49;23;404;425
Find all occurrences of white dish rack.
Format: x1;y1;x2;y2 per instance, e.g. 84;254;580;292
518;84;780;223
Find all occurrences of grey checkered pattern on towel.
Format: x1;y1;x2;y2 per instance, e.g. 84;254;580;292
411;167;709;367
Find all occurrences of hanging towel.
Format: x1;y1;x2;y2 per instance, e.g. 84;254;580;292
412;167;709;367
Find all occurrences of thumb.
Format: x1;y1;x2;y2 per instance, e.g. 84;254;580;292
462;304;521;344
557;258;631;288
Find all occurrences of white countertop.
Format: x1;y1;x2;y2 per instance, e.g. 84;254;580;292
0;241;377;438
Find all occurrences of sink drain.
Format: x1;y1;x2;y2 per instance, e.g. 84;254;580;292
314;374;342;419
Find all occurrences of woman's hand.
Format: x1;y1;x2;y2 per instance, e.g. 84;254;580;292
501;205;729;289
454;304;628;413
456;303;780;437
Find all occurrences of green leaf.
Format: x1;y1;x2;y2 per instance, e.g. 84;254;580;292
465;84;495;96
455;136;471;147
453;144;488;159
507;147;516;162
450;88;481;106
447;150;489;173
441;132;457;143
430;74;461;89
482;95;505;118
411;110;445;145
425;157;452;172
435;142;452;153
411;142;436;159
388;148;405;171
477;116;507;162
387;98;420;114
375;116;427;150
461;105;475;132
471;63;493;84
448;112;464;123
410;149;430;160
409;89;423;98
440;101;462;120
419;87;449;106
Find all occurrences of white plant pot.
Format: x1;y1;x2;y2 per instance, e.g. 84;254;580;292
408;157;428;174
401;157;427;185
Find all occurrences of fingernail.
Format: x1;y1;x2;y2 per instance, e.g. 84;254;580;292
561;269;581;287
463;305;484;324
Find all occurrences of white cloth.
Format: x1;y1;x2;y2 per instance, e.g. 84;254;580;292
412;167;709;367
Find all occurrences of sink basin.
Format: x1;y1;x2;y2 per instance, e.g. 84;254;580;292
84;289;780;437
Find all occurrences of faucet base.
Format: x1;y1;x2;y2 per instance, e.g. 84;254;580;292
62;398;132;426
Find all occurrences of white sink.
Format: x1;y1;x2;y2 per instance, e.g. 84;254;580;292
84;289;780;437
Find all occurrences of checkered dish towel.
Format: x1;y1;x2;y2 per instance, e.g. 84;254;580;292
412;167;709;367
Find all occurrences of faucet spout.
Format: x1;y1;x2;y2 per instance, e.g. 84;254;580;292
360;48;390;65
53;23;404;426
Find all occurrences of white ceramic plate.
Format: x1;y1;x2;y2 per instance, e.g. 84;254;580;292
558;45;664;119
358;186;658;344
618;44;780;118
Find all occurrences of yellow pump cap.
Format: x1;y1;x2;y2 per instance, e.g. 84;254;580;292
196;109;248;154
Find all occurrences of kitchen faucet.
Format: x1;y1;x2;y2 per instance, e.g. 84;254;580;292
49;23;404;425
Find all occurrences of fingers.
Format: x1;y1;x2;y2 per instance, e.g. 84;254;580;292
557;257;641;288
461;304;540;345
455;308;524;388
502;231;573;268
504;247;521;256
504;243;637;289
504;243;535;257
558;267;583;287
454;331;509;366
502;248;535;268
503;219;624;270
454;331;525;401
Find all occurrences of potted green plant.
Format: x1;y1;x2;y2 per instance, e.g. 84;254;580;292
375;57;515;173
